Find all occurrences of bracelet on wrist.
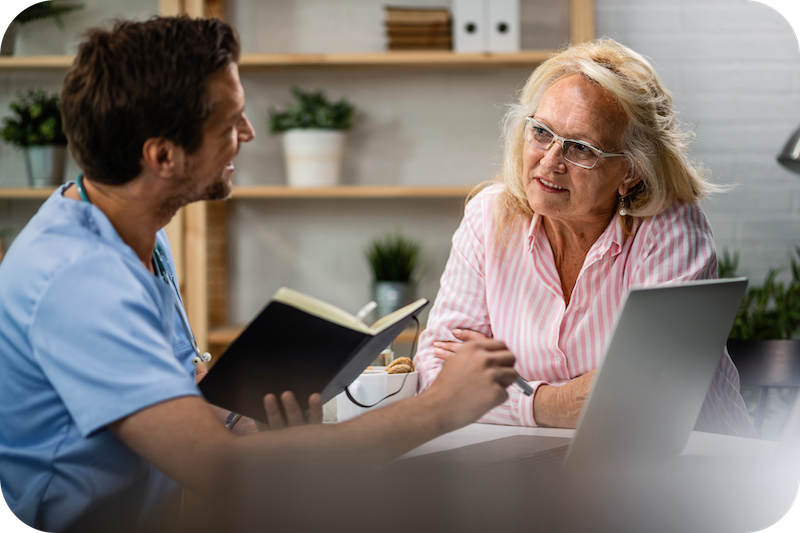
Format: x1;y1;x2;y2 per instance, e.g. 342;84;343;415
225;412;242;430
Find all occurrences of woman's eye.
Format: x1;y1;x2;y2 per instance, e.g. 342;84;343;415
571;142;592;153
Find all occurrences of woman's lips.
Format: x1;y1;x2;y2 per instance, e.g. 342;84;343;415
536;177;566;192
226;162;235;171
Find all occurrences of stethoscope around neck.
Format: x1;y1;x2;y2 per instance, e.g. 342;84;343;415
75;174;212;367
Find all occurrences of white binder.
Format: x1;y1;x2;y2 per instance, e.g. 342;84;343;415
488;0;520;52
452;0;487;53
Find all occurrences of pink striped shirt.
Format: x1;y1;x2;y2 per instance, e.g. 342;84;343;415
416;185;756;437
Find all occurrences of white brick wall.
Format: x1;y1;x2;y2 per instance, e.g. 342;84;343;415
598;0;800;284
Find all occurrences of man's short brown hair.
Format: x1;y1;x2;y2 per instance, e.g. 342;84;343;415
61;16;241;185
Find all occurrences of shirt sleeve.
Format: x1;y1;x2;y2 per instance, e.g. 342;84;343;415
29;251;200;437
415;190;540;427
628;203;757;438
416;192;491;391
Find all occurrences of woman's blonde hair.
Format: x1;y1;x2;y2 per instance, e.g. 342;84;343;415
491;37;716;239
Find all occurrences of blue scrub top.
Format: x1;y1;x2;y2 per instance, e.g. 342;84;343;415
0;184;201;531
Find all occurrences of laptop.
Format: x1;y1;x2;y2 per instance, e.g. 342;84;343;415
400;277;750;474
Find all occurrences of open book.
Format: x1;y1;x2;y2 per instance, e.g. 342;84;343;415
199;287;429;423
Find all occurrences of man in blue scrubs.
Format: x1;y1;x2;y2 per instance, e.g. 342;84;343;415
0;16;519;533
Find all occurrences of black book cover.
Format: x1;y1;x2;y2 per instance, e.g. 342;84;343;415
199;299;428;423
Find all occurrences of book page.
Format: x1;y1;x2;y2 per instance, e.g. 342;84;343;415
272;288;427;336
272;288;371;334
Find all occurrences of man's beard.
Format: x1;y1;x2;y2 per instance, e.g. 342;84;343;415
158;169;232;219
202;174;233;201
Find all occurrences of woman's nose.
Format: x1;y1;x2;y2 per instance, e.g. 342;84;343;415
540;140;566;168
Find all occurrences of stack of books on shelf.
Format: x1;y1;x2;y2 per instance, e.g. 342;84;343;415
384;6;452;51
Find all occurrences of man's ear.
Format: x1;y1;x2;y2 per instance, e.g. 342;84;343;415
141;138;183;177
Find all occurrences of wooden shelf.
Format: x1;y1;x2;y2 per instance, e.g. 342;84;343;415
230;185;474;199
0;187;57;199
0;56;74;70
0;51;554;71
209;323;422;346
238;50;555;69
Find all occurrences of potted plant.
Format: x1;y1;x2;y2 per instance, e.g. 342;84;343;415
720;248;800;437
1;1;85;56
720;248;800;341
1;89;69;187
268;86;354;188
365;233;422;318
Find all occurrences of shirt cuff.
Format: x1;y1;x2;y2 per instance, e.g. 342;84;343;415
517;380;543;427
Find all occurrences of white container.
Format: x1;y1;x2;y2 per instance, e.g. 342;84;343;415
487;0;520;52
453;0;487;52
336;368;418;422
281;129;345;188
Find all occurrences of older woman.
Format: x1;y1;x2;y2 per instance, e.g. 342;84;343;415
415;38;755;436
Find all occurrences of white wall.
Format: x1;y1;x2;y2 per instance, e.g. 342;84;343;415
596;0;800;283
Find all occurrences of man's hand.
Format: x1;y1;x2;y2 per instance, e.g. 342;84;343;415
195;363;208;384
261;391;323;430
433;328;489;360
533;369;597;428
426;339;518;431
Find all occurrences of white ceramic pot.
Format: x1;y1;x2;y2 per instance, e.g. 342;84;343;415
281;129;345;188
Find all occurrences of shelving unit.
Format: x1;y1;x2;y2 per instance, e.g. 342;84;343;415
0;0;595;355
0;51;553;71
230;185;472;199
0;187;57;199
0;56;74;69
184;0;594;353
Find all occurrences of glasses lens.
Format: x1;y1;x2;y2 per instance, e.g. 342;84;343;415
563;141;600;168
525;120;554;149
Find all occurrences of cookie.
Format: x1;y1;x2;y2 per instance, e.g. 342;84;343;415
386;356;414;373
386;363;413;374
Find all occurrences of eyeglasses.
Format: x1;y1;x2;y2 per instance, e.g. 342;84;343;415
523;117;625;170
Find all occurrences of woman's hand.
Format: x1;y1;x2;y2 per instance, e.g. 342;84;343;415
261;391;324;430
433;328;490;360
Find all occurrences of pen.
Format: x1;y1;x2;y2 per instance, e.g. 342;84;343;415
515;376;533;396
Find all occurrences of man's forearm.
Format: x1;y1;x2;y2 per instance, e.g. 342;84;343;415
235;388;455;467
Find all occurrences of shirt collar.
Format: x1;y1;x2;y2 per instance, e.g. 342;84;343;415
527;212;637;259
55;182;139;261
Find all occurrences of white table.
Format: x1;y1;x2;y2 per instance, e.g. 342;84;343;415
402;421;778;459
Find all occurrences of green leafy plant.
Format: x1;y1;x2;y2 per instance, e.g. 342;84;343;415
721;247;800;340
14;1;84;29
365;233;422;283
268;87;354;133
1;89;67;148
